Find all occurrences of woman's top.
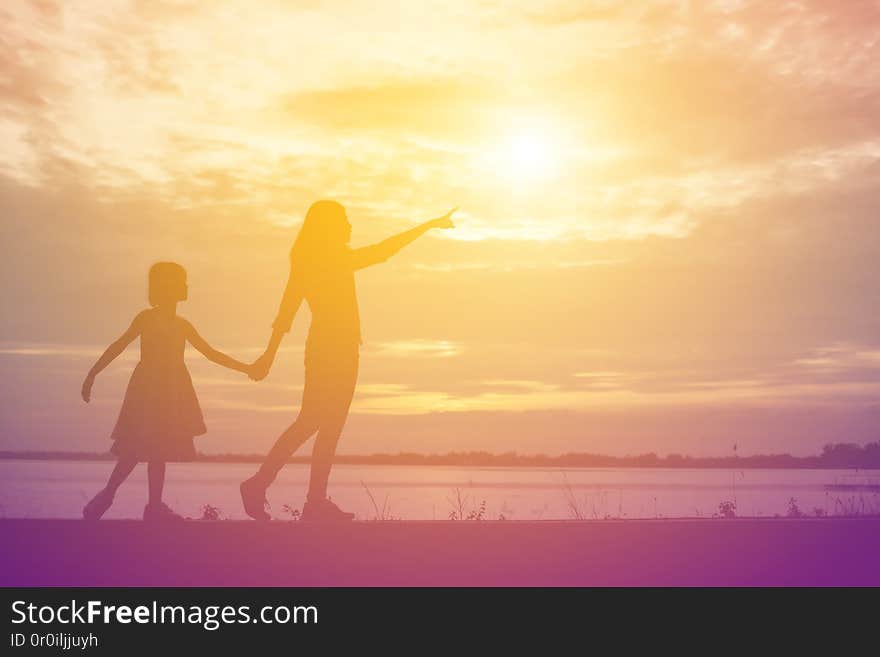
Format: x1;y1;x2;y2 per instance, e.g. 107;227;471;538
272;242;396;352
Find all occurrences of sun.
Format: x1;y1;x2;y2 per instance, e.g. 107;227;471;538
491;122;563;183
476;113;566;186
508;133;552;176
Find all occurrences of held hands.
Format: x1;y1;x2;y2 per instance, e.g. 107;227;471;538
431;207;457;230
248;353;274;381
81;375;94;403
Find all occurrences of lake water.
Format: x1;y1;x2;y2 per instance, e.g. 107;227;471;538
1;460;879;520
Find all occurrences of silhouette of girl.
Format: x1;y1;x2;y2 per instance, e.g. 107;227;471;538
241;201;455;521
81;262;251;521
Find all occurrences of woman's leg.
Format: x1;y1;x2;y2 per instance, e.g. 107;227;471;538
306;353;359;503
241;358;324;520
243;420;316;520
306;416;348;503
249;349;330;488
251;413;320;488
148;461;165;505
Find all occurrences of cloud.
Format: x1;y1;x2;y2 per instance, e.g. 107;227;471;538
2;0;880;244
794;344;880;373
406;259;628;272
280;79;498;138
369;340;461;359
348;376;880;416
0;344;100;358
516;1;632;27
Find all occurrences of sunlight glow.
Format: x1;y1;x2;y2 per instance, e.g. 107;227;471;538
502;131;560;181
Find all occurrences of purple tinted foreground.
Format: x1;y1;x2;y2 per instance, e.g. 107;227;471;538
2;518;879;587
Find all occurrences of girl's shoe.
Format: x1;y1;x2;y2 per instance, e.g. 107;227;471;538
240;477;271;521
83;488;114;521
300;498;355;522
143;502;184;522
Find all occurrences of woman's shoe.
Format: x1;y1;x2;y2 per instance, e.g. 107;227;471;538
240;477;271;521
83;488;114;521
300;498;355;522
143;502;184;522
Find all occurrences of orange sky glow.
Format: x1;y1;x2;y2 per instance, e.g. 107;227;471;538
2;1;879;456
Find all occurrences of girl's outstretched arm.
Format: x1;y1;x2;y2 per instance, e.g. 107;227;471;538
350;207;456;270
184;321;250;374
81;311;146;402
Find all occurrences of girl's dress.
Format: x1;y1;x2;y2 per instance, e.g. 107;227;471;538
110;309;206;461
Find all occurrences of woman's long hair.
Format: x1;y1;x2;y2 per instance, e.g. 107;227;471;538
289;200;348;274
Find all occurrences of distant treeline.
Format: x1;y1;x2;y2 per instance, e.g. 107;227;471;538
2;441;879;468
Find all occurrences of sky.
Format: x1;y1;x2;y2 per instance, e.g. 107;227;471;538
1;0;879;458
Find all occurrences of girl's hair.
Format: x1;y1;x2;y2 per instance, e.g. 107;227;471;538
148;262;187;306
289;200;348;270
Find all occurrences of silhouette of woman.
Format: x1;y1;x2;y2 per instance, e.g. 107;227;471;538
241;201;455;521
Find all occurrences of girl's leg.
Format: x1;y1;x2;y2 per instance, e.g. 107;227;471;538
105;457;138;494
148;461;166;505
143;461;183;521
84;457;136;520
